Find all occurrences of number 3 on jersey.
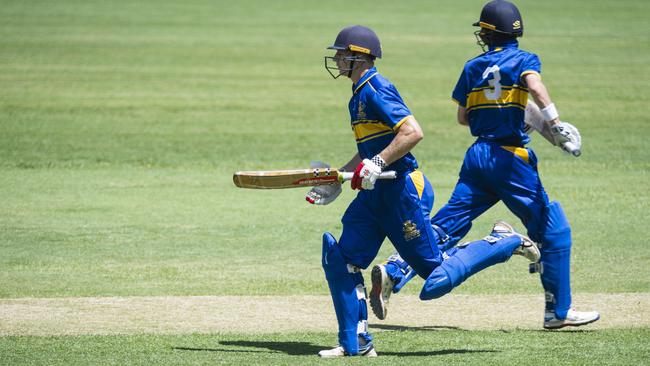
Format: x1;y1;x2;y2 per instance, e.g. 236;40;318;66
482;65;501;100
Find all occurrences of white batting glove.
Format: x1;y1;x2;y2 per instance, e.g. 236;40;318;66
551;122;581;156
306;183;342;205
351;156;386;190
550;123;572;146
306;160;342;205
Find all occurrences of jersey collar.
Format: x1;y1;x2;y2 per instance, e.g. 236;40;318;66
489;40;519;52
353;67;378;94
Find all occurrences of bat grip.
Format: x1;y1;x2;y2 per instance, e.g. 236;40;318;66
339;171;398;182
562;141;581;157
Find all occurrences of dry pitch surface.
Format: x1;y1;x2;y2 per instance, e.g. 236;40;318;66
1;293;647;336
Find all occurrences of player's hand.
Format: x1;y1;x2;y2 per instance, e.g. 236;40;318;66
550;122;576;146
306;183;342;205
351;156;385;190
551;122;581;156
306;160;342;204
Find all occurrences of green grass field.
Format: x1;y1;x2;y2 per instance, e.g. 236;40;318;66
1;0;649;364
3;329;650;366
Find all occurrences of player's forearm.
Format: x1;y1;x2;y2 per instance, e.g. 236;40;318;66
525;74;560;126
525;100;557;145
525;78;579;152
340;154;362;172
537;123;557;145
378;116;423;165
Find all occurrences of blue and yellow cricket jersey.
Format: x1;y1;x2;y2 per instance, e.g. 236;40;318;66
348;67;418;175
452;41;541;146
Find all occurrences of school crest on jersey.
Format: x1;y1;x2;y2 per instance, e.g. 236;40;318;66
357;100;366;120
402;220;421;241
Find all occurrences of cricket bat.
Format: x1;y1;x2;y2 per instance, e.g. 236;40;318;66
233;168;397;189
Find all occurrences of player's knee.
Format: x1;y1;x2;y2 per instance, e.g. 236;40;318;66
419;267;452;300
540;201;572;252
322;232;343;267
322;232;337;263
322;232;363;279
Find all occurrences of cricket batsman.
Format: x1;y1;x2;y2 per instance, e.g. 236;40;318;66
311;24;542;358
371;0;600;330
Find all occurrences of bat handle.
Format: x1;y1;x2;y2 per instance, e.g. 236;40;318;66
562;142;581;157
379;171;398;179
339;171;398;182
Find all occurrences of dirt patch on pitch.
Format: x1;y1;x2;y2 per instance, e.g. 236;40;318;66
0;293;647;336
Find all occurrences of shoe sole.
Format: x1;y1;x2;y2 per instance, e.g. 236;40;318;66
509;229;540;263
544;314;600;330
493;220;515;233
369;266;387;320
362;347;378;357
492;221;540;262
318;346;377;358
516;238;540;262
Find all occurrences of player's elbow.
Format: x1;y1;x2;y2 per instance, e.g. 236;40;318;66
401;117;424;143
457;106;469;125
412;126;424;142
525;74;546;97
527;84;543;99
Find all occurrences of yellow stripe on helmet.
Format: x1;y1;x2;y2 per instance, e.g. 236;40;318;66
479;21;496;30
348;44;371;54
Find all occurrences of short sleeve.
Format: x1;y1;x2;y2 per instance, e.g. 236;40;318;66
451;67;469;107
520;53;542;85
368;84;412;131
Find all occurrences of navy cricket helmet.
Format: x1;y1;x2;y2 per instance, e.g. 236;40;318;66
324;25;381;79
473;0;523;51
328;25;382;59
474;0;523;36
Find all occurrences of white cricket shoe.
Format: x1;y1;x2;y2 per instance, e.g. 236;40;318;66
318;342;377;358
369;264;393;320
544;309;600;329
491;221;541;262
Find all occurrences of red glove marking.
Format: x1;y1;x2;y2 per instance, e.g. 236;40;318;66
350;162;365;190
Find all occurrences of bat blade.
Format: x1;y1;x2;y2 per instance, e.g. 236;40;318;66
232;169;398;189
233;169;341;189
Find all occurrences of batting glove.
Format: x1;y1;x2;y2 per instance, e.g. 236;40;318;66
351;155;386;190
550;123;572;146
306;183;342;205
551;122;581;156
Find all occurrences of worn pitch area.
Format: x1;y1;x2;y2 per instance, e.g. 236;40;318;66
1;293;646;336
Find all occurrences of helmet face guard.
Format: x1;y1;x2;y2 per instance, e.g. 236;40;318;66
474;29;490;53
324;53;370;79
473;27;515;52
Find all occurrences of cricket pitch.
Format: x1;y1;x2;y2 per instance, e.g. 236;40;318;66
1;293;647;336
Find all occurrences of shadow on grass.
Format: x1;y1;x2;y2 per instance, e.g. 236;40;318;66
381;349;498;356
174;341;498;357
173;341;326;355
370;323;465;331
219;341;325;355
